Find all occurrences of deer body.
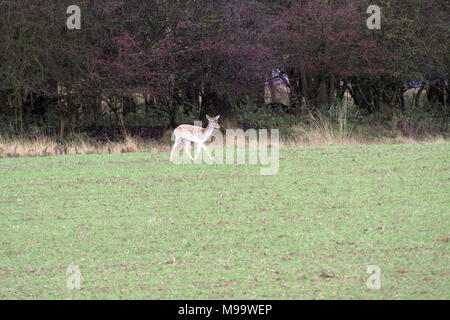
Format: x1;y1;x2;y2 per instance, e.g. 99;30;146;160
169;115;220;162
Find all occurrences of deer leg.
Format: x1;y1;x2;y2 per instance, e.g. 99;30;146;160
184;140;194;160
170;137;182;162
201;144;213;161
193;143;202;161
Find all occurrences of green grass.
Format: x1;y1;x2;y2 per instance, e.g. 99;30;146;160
0;142;449;299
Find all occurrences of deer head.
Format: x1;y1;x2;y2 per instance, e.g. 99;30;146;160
206;115;221;129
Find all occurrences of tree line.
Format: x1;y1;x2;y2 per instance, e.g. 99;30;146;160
0;0;448;139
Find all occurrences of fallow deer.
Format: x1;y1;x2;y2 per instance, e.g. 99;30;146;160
169;115;221;162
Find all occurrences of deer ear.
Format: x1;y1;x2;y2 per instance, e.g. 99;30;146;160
206;114;211;120
215;115;220;120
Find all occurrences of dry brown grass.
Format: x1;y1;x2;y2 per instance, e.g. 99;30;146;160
280;111;448;147
0;127;447;159
281;129;447;148
0;135;169;158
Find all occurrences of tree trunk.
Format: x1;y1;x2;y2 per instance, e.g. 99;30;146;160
59;116;65;139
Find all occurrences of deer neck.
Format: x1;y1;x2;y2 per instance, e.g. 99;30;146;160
201;124;215;141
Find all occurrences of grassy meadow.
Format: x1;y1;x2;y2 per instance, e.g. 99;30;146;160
0;142;448;299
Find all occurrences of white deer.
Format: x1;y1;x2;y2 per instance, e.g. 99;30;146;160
169;115;221;162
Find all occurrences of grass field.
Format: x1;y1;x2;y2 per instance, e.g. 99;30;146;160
0;142;448;299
